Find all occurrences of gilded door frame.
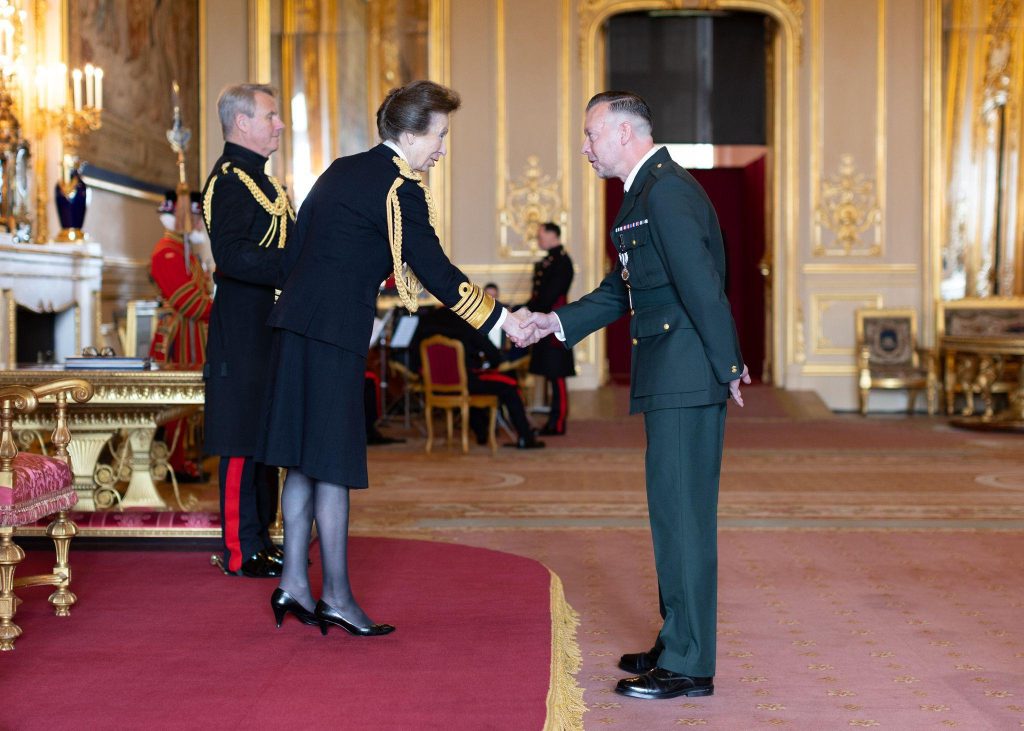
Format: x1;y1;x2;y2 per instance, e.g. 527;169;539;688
578;0;803;385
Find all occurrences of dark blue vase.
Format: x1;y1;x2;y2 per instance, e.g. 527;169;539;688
55;169;88;240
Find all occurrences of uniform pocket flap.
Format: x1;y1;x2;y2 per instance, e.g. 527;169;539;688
631;304;695;338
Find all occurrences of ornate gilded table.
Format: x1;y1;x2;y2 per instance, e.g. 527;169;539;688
941;336;1024;431
0;365;204;509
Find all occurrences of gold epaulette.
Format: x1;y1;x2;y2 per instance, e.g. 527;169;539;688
452;282;496;330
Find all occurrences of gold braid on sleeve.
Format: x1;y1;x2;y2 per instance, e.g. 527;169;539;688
452;282;496;330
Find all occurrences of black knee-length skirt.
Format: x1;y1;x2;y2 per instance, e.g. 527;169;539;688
257;329;369;488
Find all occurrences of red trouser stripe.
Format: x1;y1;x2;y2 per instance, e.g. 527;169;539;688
224;457;245;572
476;371;518;387
555;378;568;432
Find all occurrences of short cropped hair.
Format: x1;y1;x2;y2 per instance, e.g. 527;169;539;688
540;221;561;238
376;81;462;142
217;83;278;139
586;91;653;136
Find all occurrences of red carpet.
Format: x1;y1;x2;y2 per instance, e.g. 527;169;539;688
4;538;562;729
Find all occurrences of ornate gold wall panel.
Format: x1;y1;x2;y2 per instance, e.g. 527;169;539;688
495;0;571;259
809;292;882;355
810;0;886;258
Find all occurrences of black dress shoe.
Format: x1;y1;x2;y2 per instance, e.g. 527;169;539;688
538;426;565;436
618;646;661;675
271;588;319;627
239;551;282;578
615;668;714;699
314;600;395;637
264;545;284;565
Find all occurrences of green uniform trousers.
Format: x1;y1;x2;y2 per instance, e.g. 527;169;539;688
644;401;726;677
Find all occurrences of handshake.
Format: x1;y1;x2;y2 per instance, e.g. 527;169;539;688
500;308;560;347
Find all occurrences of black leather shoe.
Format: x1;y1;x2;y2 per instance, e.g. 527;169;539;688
271;588;319;627
615;668;714;699
538;426;565;436
618;646;661;675
515;436;546;449
314;600;395;637
264;545;284;566
239;551;282;578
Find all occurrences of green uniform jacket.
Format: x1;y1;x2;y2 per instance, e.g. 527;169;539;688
557;147;743;413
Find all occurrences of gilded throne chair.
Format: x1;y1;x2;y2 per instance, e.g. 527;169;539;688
0;378;94;650
856;308;937;415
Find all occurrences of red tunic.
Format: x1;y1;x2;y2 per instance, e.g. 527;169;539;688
149;232;213;366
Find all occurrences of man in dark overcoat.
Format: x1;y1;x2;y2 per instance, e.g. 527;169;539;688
525;91;750;700
201;83;295;578
525;222;575;435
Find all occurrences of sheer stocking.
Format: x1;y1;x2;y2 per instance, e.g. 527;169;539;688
277;469;316;611
314;482;373;627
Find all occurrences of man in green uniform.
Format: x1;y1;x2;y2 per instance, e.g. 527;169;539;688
524;91;750;700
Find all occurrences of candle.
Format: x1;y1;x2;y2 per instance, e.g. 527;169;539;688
85;63;93;108
72;67;82;111
57;63;66;110
94;67;102;110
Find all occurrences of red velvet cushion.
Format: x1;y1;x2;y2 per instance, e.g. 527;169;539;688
426;344;461;386
0;453;77;527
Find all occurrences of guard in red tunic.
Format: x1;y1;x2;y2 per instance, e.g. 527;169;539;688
149;190;213;482
526;222;576;435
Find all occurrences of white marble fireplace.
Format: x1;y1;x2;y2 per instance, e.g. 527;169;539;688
0;234;104;367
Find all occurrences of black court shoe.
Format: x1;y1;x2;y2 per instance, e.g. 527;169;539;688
314;600;395;637
271;588;319;628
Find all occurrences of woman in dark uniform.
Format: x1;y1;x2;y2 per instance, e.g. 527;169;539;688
259;81;529;635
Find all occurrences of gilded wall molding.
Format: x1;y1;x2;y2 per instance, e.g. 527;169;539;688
495;0;571;259
813;154;882;256
499;156;567;258
809;292;882;355
810;0;887;259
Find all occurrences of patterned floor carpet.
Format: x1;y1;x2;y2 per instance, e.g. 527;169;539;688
351;385;1024;728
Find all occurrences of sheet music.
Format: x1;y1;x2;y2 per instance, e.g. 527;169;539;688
369;317;385;347
390;315;420;349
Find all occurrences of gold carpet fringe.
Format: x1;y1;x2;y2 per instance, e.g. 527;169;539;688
544;569;586;731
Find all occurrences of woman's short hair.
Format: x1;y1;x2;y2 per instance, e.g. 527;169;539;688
217;83;277;139
376;81;461;142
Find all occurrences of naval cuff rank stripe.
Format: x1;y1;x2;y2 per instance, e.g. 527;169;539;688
452;282;496;330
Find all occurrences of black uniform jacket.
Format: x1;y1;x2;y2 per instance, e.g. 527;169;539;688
202;142;292;456
557;147;743;413
268;144;500;356
526;244;576;379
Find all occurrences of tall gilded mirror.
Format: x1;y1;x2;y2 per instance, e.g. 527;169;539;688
269;0;429;208
939;0;1024;300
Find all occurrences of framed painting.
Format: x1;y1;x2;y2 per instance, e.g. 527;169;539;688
67;0;202;198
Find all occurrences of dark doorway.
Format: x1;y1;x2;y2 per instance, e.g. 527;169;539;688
603;10;770;383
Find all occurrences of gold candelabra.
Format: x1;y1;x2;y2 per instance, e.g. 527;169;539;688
35;61;103;241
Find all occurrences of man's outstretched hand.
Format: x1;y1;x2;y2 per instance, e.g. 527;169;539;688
518;311;561;346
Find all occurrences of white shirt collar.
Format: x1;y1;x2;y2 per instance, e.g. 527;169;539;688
624;145;661;192
383;139;407;162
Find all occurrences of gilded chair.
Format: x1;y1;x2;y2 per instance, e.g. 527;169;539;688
855;308;937;415
420;335;498;455
0;378;94;651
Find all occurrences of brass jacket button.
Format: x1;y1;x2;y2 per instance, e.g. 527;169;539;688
632;338;638;346
662;323;670;330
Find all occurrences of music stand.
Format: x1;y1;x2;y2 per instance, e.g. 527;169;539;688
382;314;421;429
